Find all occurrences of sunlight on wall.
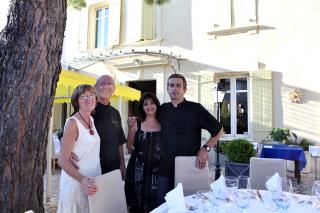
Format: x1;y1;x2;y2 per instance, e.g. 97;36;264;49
0;0;9;31
282;88;320;143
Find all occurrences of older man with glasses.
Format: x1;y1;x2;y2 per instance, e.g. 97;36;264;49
93;75;127;178
70;75;127;179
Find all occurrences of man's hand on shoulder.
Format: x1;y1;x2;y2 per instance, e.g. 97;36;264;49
69;152;80;170
127;117;137;129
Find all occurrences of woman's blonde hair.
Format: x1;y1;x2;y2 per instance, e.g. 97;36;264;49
71;84;98;112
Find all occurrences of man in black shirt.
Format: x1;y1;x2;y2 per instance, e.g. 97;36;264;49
69;75;127;178
156;73;223;205
93;75;126;178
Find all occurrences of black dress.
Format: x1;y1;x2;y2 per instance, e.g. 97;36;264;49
125;121;161;213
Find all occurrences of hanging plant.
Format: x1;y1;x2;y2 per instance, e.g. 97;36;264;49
144;0;170;5
68;0;86;10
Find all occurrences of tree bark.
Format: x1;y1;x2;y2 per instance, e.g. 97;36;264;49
0;0;67;212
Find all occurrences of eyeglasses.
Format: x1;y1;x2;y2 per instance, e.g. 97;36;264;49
98;82;114;87
79;94;96;100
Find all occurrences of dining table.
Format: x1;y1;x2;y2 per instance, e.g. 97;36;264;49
151;190;318;213
260;144;306;184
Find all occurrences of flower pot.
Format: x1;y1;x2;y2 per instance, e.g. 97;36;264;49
225;161;250;177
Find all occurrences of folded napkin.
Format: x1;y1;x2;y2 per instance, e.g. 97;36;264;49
210;175;227;199
164;183;187;212
265;172;281;192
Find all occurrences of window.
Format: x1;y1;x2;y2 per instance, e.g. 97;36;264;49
213;0;257;30
220;77;249;136
88;0;121;49
95;8;109;48
199;75;249;139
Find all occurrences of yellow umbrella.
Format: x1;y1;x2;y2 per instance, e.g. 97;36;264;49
54;70;141;103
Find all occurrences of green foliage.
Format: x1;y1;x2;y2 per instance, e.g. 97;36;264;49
68;0;86;10
144;0;170;5
224;139;256;163
269;128;297;143
299;138;315;151
286;138;315;151
216;140;228;154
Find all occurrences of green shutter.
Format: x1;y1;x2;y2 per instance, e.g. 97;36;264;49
251;70;273;141
108;0;121;47
141;2;155;40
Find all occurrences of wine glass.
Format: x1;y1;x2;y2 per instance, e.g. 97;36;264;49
272;177;292;211
264;175;281;211
235;176;251;212
235;190;251;212
225;176;238;202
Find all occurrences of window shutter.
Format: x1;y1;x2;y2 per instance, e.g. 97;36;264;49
141;2;155;40
250;70;273;141
108;0;121;47
234;0;256;27
213;0;232;29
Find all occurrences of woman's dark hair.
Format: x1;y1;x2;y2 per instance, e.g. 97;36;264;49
138;92;160;121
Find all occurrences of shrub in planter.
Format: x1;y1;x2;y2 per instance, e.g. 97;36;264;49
224;139;256;177
224;139;256;163
216;140;228;154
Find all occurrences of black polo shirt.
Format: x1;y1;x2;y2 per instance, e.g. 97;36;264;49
159;99;222;178
93;102;126;174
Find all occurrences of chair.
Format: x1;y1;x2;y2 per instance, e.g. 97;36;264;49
52;133;60;174
174;156;210;196
249;157;287;190
88;169;127;213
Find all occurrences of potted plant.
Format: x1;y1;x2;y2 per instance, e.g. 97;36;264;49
268;128;297;143
224;139;256;177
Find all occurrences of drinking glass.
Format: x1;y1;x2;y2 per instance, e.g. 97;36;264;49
238;176;251;190
235;176;251;212
264;176;282;211
225;176;238;202
235;190;251;212
272;178;292;211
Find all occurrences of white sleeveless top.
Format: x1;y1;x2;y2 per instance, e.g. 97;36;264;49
58;116;101;213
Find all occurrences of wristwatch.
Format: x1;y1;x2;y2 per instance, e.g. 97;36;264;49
202;144;211;152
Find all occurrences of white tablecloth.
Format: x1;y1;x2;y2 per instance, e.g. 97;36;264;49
151;190;318;213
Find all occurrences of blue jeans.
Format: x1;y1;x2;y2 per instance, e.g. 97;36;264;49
156;175;174;206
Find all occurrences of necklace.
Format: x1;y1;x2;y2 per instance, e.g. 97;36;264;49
78;112;94;135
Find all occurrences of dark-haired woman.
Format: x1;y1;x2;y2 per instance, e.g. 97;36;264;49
125;93;162;213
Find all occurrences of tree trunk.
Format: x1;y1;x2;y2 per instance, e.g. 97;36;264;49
0;0;67;212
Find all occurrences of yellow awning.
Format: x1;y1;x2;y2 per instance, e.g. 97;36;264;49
54;70;141;103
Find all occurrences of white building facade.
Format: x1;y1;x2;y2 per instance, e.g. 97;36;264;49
1;0;320;144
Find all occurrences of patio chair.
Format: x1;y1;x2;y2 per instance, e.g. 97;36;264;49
88;169;127;213
174;156;210;196
52;133;60;174
249;157;287;190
